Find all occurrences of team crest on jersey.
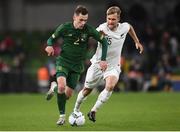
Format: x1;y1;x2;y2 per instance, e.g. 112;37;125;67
68;34;73;37
80;34;88;42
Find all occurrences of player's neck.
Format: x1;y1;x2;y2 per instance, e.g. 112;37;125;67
110;24;119;31
73;22;83;29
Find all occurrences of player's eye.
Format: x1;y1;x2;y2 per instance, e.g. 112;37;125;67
80;19;87;22
108;18;116;21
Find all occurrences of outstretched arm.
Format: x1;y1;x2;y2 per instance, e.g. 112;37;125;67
128;25;144;54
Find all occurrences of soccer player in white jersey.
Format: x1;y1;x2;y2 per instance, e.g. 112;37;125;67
72;6;144;122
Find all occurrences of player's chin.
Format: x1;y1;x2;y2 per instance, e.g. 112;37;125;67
108;25;114;29
79;25;84;29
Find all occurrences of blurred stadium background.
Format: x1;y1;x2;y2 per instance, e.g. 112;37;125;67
0;0;180;93
0;0;180;131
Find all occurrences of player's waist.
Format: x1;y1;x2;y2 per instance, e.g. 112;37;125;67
59;53;85;63
56;56;85;73
57;56;84;65
91;57;120;65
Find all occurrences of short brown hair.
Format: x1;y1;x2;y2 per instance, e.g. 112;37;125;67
74;5;88;15
106;6;121;18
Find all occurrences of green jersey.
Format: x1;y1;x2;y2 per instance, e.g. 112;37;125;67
47;22;108;72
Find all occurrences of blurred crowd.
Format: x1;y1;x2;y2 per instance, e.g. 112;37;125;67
0;2;180;93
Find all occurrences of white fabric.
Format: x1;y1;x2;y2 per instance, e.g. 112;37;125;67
91;89;112;112
85;22;130;89
74;90;84;112
84;63;120;89
91;22;130;67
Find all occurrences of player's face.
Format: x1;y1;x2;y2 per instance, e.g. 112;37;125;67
73;13;88;29
107;13;119;30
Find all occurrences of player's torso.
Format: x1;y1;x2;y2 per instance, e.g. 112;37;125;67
57;23;94;73
104;23;127;57
92;23;129;66
59;23;91;63
62;23;89;48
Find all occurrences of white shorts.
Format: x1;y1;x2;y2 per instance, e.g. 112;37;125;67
84;63;121;89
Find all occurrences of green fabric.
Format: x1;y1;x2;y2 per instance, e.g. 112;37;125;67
101;37;108;60
47;37;54;46
56;65;69;76
57;93;66;115
55;65;81;89
56;57;84;73
47;22;108;63
54;86;58;93
66;71;80;89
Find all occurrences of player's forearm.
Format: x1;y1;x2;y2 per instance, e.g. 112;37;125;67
129;25;140;44
100;38;108;60
47;29;60;46
47;37;55;46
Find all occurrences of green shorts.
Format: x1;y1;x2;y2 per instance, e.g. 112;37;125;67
56;65;81;89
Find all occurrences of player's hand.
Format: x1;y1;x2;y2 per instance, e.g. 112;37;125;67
135;42;144;54
45;46;54;56
99;61;108;71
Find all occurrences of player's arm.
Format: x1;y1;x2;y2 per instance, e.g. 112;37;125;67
128;24;144;54
90;27;108;71
98;37;108;71
45;24;64;56
90;28;108;61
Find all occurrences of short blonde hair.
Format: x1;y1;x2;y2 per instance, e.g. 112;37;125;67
106;6;121;18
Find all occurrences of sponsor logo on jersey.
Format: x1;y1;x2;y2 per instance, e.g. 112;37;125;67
120;33;125;38
81;34;88;42
68;34;73;37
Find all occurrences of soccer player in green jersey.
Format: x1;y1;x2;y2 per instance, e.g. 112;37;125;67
45;5;108;125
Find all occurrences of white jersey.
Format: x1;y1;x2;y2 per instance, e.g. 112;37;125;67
91;22;130;67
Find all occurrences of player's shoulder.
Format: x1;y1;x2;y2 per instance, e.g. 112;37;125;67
118;22;130;31
55;22;71;30
62;22;72;27
96;22;107;31
120;22;130;27
97;23;107;29
85;23;95;29
84;23;97;33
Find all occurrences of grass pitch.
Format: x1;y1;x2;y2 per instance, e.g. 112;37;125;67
0;92;180;131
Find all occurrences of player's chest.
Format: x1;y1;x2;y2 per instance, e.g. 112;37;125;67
104;31;126;45
64;30;89;42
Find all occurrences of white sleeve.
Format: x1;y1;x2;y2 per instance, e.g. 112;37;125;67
123;22;130;33
96;25;101;32
96;23;105;32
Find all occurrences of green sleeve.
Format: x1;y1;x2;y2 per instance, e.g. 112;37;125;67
100;37;108;60
47;24;64;46
90;27;108;61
